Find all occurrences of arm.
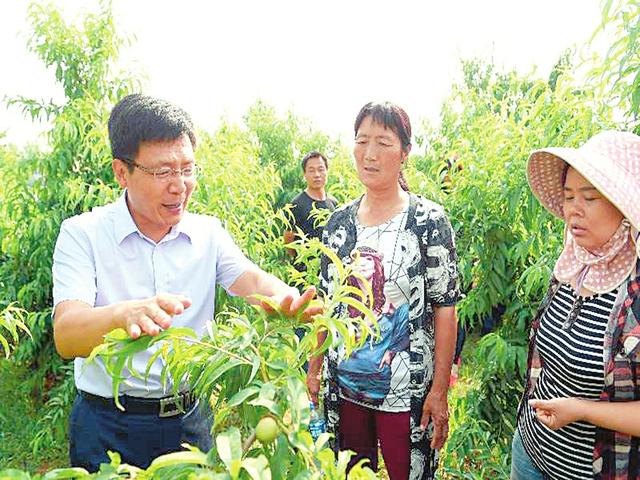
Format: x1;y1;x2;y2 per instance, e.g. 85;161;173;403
229;265;296;302
52;220;191;359
421;305;457;449
306;330;327;404
53;295;191;359
419;207;460;448
529;397;640;436
283;230;296;258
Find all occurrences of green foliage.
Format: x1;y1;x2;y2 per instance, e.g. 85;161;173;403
1;0;137;314
3;0;640;476
0;0;139;459
74;247;379;478
417;0;640;466
192;125;288;279
589;0;640;127
423;53;620;473
0;361;67;471
419;59;614;328
244;101;327;196
243;101;355;206
29;366;76;455
441;370;512;479
0;304;31;358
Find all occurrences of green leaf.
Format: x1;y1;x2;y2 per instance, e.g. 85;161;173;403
41;468;91;479
268;436;292;480
216;427;243;478
286;377;309;429
241;456;272;480
0;470;33;480
146;449;208;473
227;385;260;407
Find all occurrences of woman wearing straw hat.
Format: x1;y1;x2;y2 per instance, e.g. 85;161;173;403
512;131;640;480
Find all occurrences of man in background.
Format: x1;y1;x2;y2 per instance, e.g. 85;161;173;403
284;151;337;264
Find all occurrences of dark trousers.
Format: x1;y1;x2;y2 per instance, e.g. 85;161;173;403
339;399;410;480
69;393;213;471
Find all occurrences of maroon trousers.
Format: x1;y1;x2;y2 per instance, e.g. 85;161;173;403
339;399;410;479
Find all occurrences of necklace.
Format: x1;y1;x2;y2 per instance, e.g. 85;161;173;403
562;295;584;331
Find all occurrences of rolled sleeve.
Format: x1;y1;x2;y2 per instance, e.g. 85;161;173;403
213;221;255;293
52;219;97;309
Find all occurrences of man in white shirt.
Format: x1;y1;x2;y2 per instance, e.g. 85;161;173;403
52;94;319;471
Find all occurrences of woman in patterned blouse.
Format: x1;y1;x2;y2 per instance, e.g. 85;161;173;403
306;102;460;480
512;131;640;480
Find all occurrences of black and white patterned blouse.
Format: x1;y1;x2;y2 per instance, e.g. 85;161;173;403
320;193;460;480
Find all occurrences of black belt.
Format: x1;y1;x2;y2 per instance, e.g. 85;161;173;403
79;390;197;418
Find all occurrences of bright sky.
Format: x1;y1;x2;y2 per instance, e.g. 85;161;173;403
0;0;605;148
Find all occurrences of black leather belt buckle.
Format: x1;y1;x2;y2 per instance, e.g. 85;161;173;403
157;391;196;418
159;395;185;418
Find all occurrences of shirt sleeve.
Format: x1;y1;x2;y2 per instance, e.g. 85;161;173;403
213;220;256;293
423;208;460;306
52;219;97;309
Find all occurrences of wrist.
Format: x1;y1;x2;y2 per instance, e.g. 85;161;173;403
574;398;590;423
110;302;126;331
427;387;448;399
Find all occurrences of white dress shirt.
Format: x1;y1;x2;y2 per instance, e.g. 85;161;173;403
52;193;254;398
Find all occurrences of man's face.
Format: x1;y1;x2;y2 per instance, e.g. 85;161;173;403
303;156;328;190
112;134;197;242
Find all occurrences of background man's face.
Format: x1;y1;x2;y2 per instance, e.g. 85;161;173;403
303;156;327;190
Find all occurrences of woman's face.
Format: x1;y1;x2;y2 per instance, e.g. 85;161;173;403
355;253;376;280
354;116;407;191
562;166;624;252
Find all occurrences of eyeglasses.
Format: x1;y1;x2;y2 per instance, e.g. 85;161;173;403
122;159;200;183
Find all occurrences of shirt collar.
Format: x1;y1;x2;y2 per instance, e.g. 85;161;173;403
113;192;140;244
172;211;196;243
113;191;195;245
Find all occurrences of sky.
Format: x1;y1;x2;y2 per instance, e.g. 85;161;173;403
0;0;606;148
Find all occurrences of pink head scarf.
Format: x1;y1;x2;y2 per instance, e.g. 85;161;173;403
554;219;636;294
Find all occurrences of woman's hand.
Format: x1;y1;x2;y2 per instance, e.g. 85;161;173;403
306;367;322;405
529;397;585;430
420;390;449;449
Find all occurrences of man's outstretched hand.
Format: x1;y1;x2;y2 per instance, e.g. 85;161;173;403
116;294;192;339
260;286;323;322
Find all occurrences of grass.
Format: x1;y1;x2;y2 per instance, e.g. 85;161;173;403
0;360;68;471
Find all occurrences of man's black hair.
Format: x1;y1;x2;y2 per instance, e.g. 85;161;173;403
301;151;328;172
108;94;197;170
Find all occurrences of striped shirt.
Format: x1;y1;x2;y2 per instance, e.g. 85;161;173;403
519;283;618;480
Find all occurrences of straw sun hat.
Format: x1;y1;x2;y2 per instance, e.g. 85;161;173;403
527;131;640;234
